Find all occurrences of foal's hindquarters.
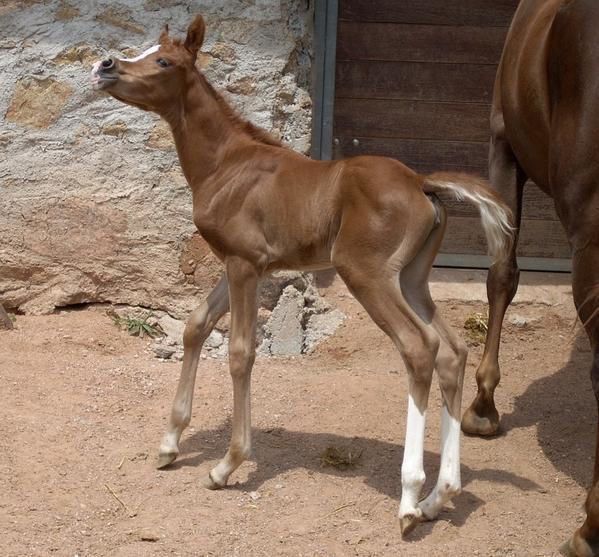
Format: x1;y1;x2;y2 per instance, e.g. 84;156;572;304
156;157;509;537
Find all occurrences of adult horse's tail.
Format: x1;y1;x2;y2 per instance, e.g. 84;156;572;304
422;171;514;263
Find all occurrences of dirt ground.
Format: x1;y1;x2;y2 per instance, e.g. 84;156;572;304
0;274;595;557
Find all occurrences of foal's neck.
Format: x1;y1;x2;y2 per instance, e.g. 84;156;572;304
161;70;279;187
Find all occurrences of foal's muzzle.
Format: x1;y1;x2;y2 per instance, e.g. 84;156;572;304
91;57;118;90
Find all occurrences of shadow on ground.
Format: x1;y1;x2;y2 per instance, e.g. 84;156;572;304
165;421;539;538
501;330;595;488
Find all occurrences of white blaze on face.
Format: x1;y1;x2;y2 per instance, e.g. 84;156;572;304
118;44;160;62
90;44;160;87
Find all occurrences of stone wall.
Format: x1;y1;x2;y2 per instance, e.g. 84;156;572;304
0;1;313;315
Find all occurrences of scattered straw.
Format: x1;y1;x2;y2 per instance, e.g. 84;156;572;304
464;312;488;345
318;501;356;520
105;483;136;517
320;446;363;470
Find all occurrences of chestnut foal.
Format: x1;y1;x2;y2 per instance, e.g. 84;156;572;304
92;16;513;536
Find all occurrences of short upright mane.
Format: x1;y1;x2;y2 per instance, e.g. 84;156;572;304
195;64;283;148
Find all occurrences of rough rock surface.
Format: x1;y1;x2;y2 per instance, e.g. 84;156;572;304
0;1;313;316
143;273;346;360
0;305;14;330
261;285;305;355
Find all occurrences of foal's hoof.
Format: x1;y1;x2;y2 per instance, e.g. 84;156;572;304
461;406;500;437
201;472;225;490
156;452;178;469
400;512;422;538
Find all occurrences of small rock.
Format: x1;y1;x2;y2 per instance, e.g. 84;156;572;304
507;314;538;328
205;330;223;349
157;314;185;344
303;309;345;353
260;272;310;310
249;491;261;501
262;285;304;355
0;305;14;330
139;531;160;542
153;343;175;359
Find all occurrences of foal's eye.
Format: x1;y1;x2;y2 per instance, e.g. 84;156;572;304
157;58;170;68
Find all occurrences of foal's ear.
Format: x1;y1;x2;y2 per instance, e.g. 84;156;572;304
159;24;170;45
184;15;205;60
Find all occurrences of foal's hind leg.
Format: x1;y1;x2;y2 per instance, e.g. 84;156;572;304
462;131;526;436
400;203;467;519
332;211;440;536
157;274;229;468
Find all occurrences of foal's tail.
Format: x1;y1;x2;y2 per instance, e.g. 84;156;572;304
422;172;514;263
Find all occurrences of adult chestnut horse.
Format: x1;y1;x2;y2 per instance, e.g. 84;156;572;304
91;16;512;536
460;0;599;554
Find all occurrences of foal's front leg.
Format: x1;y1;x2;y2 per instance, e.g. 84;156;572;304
157;274;230;468
204;257;259;489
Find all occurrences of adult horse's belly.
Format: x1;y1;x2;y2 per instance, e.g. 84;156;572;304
497;0;563;193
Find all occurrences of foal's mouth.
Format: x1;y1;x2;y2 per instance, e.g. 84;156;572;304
91;76;118;90
90;61;118;90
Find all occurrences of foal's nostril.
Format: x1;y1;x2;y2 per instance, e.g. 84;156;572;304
101;58;115;70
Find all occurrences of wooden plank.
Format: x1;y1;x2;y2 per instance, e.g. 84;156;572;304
522;183;559;221
440;184;558;221
442;185;558;221
337;22;508;64
334;98;491;142
339;0;520;27
336;60;497;103
335;140;559;221
335;143;560;228
334;136;488;175
441;217;570;259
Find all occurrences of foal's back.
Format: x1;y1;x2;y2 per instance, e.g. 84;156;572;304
199;141;429;273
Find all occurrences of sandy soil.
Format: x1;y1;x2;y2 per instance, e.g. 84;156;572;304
0;278;594;557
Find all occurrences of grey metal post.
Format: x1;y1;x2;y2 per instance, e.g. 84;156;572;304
311;0;338;160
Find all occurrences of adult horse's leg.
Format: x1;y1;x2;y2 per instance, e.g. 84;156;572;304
204;257;259;489
561;244;599;557
462;127;526;436
400;199;467;518
157;274;230;468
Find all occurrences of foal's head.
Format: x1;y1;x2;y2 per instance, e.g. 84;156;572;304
91;15;205;113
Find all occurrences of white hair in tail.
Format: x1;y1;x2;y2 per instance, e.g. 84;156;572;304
423;172;514;263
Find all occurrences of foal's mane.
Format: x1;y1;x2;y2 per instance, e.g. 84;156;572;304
193;59;283;148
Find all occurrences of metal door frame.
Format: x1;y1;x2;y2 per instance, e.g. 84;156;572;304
311;0;338;161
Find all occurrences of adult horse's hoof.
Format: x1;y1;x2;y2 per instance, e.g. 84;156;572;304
156;451;178;469
560;534;596;557
400;512;422;538
461;405;500;436
559;539;576;557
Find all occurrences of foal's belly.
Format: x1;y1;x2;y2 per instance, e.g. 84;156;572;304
265;245;333;273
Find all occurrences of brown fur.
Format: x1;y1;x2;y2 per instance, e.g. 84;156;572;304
91;14;513;537
459;2;599;554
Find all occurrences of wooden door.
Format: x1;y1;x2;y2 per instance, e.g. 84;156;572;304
333;0;570;269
